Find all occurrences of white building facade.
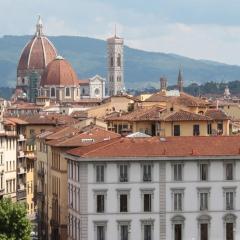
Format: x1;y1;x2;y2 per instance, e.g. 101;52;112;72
80;75;106;99
66;137;240;240
0;121;17;201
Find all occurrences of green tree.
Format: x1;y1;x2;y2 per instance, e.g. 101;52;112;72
0;198;31;240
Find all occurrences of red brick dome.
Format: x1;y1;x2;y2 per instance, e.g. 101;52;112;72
17;17;57;72
40;56;79;86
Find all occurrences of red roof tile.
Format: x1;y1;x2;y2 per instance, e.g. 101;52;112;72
67;136;240;159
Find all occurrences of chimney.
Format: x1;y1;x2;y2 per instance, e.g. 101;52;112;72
160;77;167;92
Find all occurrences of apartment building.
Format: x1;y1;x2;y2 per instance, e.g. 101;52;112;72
66;136;240;240
0;119;17;201
36;125;120;240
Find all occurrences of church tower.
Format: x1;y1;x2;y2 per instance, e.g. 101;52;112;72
177;68;184;92
107;30;124;96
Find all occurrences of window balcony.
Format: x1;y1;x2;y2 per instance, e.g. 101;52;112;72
17;166;26;174
17;189;26;200
18;134;26;141
17;150;25;158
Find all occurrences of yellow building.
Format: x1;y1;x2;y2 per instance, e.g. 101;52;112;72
105;106;230;137
36;126;120;240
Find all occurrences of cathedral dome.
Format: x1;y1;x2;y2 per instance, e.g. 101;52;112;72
17;16;57;73
40;56;79;86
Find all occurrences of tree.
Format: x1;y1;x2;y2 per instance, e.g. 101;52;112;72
0;198;31;240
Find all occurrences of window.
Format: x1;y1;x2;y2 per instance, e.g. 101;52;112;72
96;194;105;213
193;124;200;136
226;223;233;240
200;223;208;240
110;56;114;67
117;54;121;67
144;194;152;212
226;192;234;210
51;87;56;97
144;225;152;240
120;194;128;212
200;192;209;211
200;163;208;181
143;164;152;182
174;224;182;240
97;226;105;240
120;225;128;240
217;122;223;134
174;125;180;136
174;193;183;211
226;163;233;180
119;164;128;182
207;123;212;135
65;87;70;97
96;165;105;182
95;88;100;95
173;163;183;181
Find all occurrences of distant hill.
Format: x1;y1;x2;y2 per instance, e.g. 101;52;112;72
0;35;240;89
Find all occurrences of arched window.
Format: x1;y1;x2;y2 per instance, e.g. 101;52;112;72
117;54;121;67
82;88;85;95
65;87;70;97
50;87;55;97
111;56;114;67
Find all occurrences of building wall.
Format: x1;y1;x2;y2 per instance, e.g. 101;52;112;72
68;157;240;240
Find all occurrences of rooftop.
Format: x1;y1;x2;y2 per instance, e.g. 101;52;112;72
67;136;240;159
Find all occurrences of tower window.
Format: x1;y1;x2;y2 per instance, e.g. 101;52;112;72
117;54;121;67
22;78;25;84
111;56;114;67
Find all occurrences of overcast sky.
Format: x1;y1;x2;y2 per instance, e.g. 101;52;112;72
1;0;240;65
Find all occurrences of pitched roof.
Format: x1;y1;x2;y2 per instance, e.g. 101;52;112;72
164;110;211;121
47;127;121;147
105;106;165;121
19;114;77;125
205;109;229;120
145;92;209;107
67;136;240;159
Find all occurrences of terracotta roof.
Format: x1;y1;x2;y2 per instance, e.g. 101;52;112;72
105;106;165;121
19;114;77;125
205;109;229;120
67;136;240;159
4;117;28;125
165;110;211;121
78;79;90;85
17;36;57;72
47;127;121;147
40;57;79;86
70;111;88;119
145;92;209;107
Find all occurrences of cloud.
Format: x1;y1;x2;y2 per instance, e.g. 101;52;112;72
0;0;240;65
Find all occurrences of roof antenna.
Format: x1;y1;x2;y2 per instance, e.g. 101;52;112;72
114;24;117;37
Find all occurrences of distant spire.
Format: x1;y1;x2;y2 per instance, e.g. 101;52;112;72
177;67;184;92
114;24;117;37
36;15;43;36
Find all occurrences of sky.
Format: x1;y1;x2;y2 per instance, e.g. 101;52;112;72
0;0;240;65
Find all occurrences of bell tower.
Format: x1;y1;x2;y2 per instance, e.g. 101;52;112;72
107;30;124;96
